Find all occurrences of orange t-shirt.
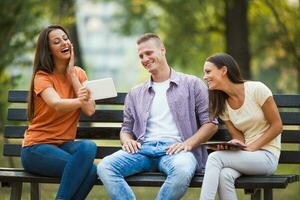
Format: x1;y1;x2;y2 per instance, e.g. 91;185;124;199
23;67;87;147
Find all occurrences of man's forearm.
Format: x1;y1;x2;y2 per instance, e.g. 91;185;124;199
185;123;218;149
120;132;135;144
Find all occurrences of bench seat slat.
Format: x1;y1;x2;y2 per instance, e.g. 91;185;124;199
0;169;298;188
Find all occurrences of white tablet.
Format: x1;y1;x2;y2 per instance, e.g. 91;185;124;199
83;78;117;100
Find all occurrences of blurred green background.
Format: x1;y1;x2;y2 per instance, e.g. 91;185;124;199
0;0;299;199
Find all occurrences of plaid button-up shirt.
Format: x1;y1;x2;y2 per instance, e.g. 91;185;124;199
121;69;218;171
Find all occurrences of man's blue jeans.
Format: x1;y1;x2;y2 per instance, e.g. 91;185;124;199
97;141;197;200
21;140;97;200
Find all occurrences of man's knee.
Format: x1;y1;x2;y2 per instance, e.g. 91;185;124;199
175;165;196;181
97;151;127;178
97;157;114;178
167;154;197;184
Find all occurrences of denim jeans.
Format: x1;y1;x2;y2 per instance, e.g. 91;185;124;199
21;140;97;200
97;141;197;200
199;150;278;200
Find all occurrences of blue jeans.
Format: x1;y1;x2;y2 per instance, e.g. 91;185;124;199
21;140;97;200
97;141;197;200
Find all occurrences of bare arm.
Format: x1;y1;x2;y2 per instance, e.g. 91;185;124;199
69;73;95;116
223;120;245;143
119;92;141;153
167;79;218;154
245;96;282;151
167;122;218;155
207;120;246;150
40;87;83;112
67;44;95;116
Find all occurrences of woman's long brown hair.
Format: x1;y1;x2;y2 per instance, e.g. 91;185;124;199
27;25;70;121
206;53;244;119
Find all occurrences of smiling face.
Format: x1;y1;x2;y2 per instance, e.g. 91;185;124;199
137;38;165;74
48;29;71;62
203;61;227;90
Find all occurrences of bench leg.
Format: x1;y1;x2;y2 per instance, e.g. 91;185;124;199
31;183;40;200
263;189;273;200
10;182;22;200
251;189;261;200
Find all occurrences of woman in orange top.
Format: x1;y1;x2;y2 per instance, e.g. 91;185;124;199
21;25;97;200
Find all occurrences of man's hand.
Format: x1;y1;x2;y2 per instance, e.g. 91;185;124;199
122;138;141;153
166;142;192;155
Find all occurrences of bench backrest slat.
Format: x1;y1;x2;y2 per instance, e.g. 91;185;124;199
4;126;121;139
8;109;124;122
8;108;300;125
8;91;300;107
273;95;300;107
4;126;300;143
8;90;127;105
4;144;300;164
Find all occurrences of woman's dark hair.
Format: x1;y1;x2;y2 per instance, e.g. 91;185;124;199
206;53;244;119
27;25;70;121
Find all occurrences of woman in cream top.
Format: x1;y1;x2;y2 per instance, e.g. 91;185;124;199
220;81;281;158
200;53;282;200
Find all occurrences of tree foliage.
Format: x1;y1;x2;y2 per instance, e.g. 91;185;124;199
103;0;300;92
250;0;300;92
107;0;225;75
0;0;77;131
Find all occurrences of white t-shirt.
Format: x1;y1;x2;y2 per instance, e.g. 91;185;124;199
220;81;281;158
144;79;182;142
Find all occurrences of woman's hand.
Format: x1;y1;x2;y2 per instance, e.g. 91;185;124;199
77;86;91;103
207;139;246;151
243;142;259;152
67;43;76;77
228;139;246;146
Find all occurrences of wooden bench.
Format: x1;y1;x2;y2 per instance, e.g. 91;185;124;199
1;90;299;200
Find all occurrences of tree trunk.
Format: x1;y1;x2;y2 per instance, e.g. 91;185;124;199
297;66;300;93
225;0;251;79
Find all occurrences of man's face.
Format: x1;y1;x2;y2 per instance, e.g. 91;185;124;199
137;39;165;74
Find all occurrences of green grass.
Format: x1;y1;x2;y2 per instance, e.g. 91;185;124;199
1;136;299;200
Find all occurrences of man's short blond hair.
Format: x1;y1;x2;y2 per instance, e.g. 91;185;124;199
136;33;162;46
